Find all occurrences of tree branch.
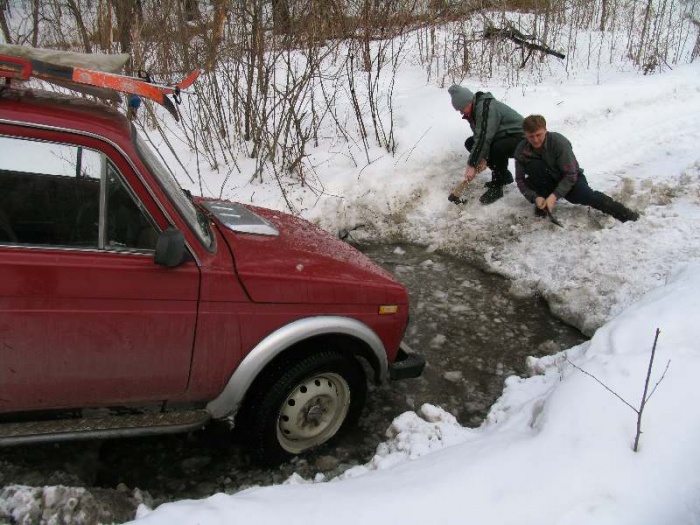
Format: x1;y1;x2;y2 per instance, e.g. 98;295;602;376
566;358;638;413
645;359;671;404
483;23;566;62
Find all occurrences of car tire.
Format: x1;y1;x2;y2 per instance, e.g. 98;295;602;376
239;350;367;465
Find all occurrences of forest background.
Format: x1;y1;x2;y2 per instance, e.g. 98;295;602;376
2;0;698;215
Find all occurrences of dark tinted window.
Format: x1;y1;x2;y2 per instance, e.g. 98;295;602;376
105;162;158;250
0;135;157;250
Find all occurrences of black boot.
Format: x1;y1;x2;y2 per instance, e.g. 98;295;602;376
495;170;514;186
479;184;503;204
485;172;514;188
590;192;639;222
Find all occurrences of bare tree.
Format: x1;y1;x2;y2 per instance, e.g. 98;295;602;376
65;0;93;53
567;328;670;452
110;0;143;54
691;16;700;60
600;0;608;31
0;0;12;44
183;0;199;23
271;0;291;35
636;0;654;64
206;0;227;72
96;0;112;51
30;0;39;47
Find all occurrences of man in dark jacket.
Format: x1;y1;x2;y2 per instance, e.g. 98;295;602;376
515;114;639;222
448;84;524;204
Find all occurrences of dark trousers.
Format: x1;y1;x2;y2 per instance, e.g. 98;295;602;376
522;159;597;205
465;135;520;185
523;159;639;222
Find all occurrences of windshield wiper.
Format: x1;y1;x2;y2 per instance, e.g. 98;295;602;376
182;188;213;235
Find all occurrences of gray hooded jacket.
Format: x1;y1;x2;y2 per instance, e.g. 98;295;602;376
466;91;524;168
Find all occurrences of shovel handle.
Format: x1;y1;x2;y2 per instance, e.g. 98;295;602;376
450;179;469;198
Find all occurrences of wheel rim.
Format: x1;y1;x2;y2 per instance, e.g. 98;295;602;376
276;372;351;454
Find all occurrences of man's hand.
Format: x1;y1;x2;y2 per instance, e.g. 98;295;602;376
465;160;487;182
464;166;476;182
536;194;557;211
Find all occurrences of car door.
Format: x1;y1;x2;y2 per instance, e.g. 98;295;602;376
0;132;200;413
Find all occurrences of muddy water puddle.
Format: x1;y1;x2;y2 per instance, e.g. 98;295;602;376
356;242;587;431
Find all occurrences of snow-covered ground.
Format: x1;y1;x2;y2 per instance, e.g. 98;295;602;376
3;20;700;525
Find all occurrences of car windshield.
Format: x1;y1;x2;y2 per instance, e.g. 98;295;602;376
134;133;213;250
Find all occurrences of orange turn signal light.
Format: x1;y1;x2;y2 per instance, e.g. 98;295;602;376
378;305;399;315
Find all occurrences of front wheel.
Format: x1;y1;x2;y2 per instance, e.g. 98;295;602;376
239;350;367;465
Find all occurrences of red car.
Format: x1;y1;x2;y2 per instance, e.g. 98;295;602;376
0;83;423;464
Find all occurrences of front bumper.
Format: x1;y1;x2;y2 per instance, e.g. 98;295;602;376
389;342;426;380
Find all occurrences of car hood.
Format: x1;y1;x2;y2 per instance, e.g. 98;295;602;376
199;199;407;305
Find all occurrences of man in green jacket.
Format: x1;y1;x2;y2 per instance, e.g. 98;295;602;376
448;84;524;204
515;114;639;222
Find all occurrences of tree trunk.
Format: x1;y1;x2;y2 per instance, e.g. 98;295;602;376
206;0;228;72
271;0;291;34
96;0;112;51
691;17;700;61
66;0;93;53
244;1;263;145
361;0;372;71
636;0;653;64
0;0;12;45
31;0;39;47
600;0;608;31
183;0;199;22
110;0;143;54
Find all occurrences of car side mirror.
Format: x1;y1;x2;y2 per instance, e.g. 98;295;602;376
154;227;186;267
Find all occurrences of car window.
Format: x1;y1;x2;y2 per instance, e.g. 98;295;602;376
134;134;213;250
105;161;159;250
0;135;158;251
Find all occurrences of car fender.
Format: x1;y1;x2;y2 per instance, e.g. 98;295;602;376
206;316;387;419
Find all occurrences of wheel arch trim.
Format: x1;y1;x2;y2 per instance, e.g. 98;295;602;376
206;316;387;419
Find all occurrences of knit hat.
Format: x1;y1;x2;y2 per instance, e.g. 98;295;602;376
448;84;474;111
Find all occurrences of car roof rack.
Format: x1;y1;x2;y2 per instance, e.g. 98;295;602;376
0;44;199;121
